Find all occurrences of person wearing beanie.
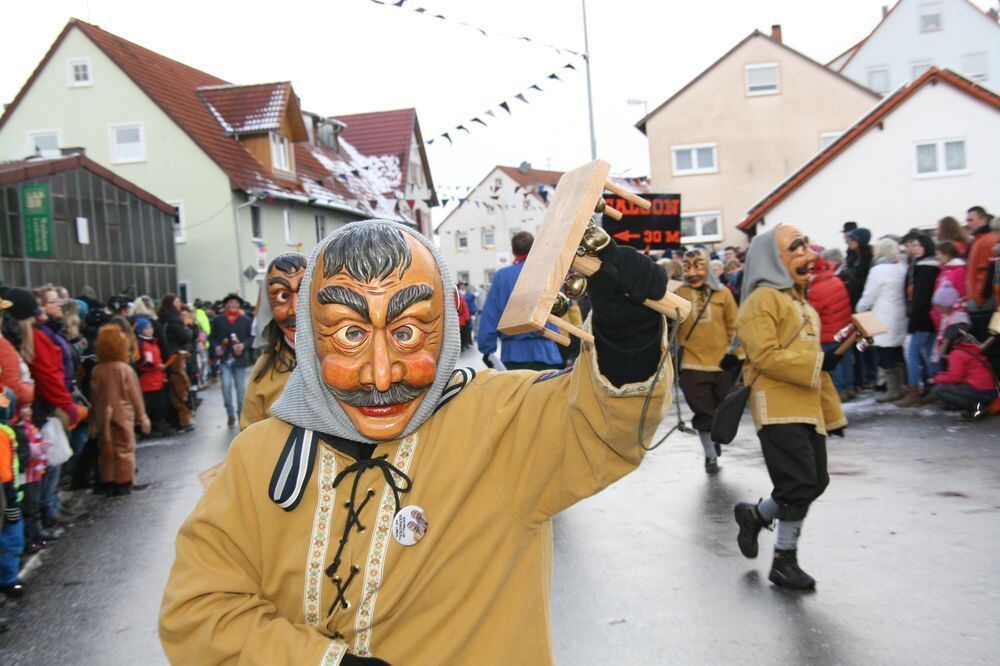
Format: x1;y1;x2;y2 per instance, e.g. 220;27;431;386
161;220;672;664
733;224;845;591
134;317;169;437
675;248;739;474
931;282;971;364
0;292;34;411
856;238;909;402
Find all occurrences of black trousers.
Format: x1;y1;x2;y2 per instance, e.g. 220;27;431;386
679;369;735;431
758;424;829;521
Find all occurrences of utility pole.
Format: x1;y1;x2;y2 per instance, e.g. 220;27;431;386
581;0;597;160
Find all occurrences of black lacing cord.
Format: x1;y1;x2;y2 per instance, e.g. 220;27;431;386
638;309;694;451
325;455;412;615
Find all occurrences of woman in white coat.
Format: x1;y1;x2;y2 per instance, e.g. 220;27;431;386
856;238;909;402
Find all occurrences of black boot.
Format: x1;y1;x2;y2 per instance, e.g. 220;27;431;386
734;501;769;559
768;549;816;590
704;457;720;474
117;483;132;496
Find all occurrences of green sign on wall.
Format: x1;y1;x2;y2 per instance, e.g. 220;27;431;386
21;182;53;257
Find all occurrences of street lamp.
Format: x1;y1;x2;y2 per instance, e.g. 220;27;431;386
627;98;648;117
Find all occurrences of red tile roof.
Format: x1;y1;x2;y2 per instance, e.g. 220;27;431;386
0;154;176;214
197;82;303;137
738;68;1000;233
495;165;563;188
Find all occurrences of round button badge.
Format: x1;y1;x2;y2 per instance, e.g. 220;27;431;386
392;505;428;546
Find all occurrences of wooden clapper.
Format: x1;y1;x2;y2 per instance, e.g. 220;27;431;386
834;312;888;354
498;159;692;347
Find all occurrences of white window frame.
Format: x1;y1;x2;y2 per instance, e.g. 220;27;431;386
911;60;933;80
961;52;988;82
484;268;496;286
919;5;942;33
680;210;723;244
482;227;495;249
867;66;891;94
913;138;969;179
745;62;780;96
270;132;291;172
169;200;186;243
315;214;327;242
456;231;468;251
671;142;718;176
108;122;146;164
819;131;842;150
26;129;62;158
66;57;92;87
456;271;470;285
283;208;294;244
250;205;264;241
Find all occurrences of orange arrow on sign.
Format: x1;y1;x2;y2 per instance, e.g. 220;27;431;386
613;230;640;242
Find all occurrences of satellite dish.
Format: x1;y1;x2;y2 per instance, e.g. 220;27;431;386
518;161;531;174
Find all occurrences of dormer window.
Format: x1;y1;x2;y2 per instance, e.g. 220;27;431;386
67;58;92;87
920;4;942;32
270;132;291;172
745;63;780;96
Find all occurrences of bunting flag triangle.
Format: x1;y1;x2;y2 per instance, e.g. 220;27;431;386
457;124;469;133
442;198;450;207
499;101;511;114
529;84;542;92
406;199;416;208
471;117;487;127
485;110;496;118
548;73;561;81
563;63;576;70
459;198;466;205
442;132;452;144
515;93;528;104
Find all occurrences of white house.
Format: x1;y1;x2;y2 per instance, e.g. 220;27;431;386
738;68;1000;249
435;165;560;290
829;0;1000;94
0;19;435;300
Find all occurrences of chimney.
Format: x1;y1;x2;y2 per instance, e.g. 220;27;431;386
770;24;782;43
882;5;889;17
989;7;999;22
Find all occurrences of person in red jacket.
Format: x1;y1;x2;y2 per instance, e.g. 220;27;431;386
134;318;169;436
965;206;997;337
455;288;471;350
26;317;81;428
931;323;998;415
807;252;855;400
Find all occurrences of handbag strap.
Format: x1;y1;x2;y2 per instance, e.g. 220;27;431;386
683;288;714;343
742;306;810;388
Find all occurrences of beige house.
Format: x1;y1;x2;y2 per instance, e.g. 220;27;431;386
637;27;880;248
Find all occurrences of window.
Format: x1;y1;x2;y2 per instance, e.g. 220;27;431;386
493;178;503;191
456;231;468;250
961;52;988;82
919;6;942;32
169;200;186;243
911;61;933;79
680;211;722;243
819;132;842;150
66;58;92;87
457;271;470;285
250;206;263;240
915;139;967;176
26;129;61;157
109;123;145;163
283;209;294;243
745;63;779;96
485;268;496;286
315;214;328;241
482;227;495;248
867;67;890;94
671;143;717;176
270;132;291;172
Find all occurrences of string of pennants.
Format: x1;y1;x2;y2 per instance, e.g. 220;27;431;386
365;0;584;60
425;62;578;146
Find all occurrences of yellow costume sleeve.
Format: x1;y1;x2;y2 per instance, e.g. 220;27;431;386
738;291;823;390
159;439;348;665
240;355;269;431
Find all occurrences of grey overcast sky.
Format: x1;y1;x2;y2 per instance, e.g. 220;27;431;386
1;0;994;225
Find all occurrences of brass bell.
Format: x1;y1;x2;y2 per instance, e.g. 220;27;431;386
550;292;570;317
563;274;588;299
580;224;611;256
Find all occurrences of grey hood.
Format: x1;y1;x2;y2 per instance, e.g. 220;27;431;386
270;220;461;443
683;247;722;291
740;225;793;301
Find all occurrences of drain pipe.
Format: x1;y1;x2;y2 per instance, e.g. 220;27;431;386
233;194;258;300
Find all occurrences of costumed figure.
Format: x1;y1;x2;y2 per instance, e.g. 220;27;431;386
732;224;846;590
241;252;308;430
675;248;740;474
160;220;672;664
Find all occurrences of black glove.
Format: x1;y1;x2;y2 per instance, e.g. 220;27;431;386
822;350;842;372
829;427;846;438
481;354;494;369
588;240;667;387
4;506;21;524
719;353;742;371
342;654;390;666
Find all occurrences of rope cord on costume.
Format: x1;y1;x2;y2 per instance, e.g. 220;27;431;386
636;309;693;452
325;455;412;615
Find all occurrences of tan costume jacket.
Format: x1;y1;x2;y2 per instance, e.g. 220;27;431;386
676;285;738;371
736;287;845;434
161;335;670;665
240;347;294;430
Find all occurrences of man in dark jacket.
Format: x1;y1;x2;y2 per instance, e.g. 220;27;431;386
210;294;254;427
898;233;939;406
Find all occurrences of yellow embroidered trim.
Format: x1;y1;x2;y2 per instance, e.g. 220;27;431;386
320;639;348;665
304;446;338;626
352;433;419;656
681;363;723;372
810;352;823;389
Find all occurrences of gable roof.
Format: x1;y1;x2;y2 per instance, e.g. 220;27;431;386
0;153;175;214
197;82;307;139
635;30;879;134
435;165;564;232
737;68;1000;233
830;0;1000;72
332;108;438;206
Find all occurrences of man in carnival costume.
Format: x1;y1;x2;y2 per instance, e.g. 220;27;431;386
161;219;673;664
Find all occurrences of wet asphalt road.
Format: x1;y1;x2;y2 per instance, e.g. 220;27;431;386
1;350;998;664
